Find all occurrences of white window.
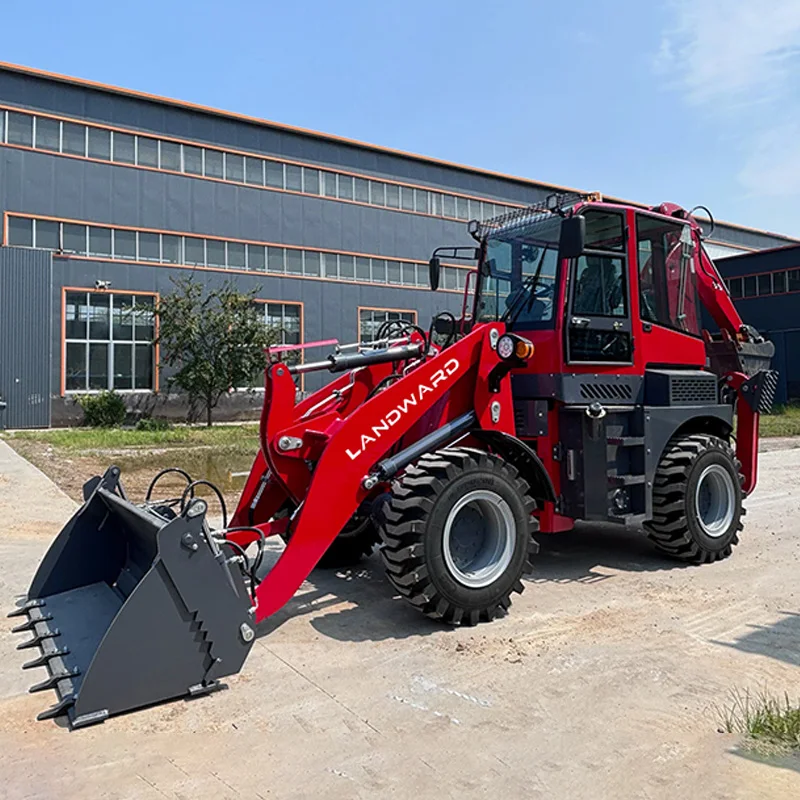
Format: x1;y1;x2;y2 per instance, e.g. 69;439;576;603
359;308;417;343
64;291;155;393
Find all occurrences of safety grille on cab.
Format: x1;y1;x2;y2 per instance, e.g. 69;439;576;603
579;382;633;401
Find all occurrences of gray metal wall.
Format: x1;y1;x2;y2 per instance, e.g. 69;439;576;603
0;247;52;428
1;65;798;426
50;255;463;397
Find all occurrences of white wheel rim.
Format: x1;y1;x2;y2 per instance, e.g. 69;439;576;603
694;464;736;538
442;489;516;588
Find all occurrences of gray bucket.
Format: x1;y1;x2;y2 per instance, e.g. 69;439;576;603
9;467;256;728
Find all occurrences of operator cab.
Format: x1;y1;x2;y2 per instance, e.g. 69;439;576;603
429;192;711;375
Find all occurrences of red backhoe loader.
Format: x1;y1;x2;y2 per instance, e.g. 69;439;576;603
9;192;778;727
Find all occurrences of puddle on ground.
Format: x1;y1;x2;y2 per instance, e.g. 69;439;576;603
111;447;256;510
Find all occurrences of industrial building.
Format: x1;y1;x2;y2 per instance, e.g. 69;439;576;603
0;61;797;428
716;245;800;403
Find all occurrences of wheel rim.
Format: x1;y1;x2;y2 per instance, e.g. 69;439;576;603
694;464;736;538
442;490;516;588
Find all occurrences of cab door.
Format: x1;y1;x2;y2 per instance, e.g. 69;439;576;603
565;208;633;364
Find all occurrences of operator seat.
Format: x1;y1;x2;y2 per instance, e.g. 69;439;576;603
574;256;622;316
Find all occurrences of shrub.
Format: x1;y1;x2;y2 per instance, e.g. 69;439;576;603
135;417;172;432
77;391;127;428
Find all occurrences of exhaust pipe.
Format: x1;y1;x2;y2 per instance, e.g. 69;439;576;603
8;467;256;728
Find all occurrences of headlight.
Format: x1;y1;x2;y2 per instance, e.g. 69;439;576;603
496;333;535;362
496;334;516;360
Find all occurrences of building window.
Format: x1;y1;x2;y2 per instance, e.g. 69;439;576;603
743;275;757;297
285;165;302;192
0;107;531;226
160;141;181;172
64;291;155;393
728;277;743;299
757;273;772;296
260;302;302;365
6;112;33;147
7;216;33;247
359;308;417;343
183;145;203;175
6;215;471;294
34;117;61;152
773;271;786;294
204;149;224;179
789;269;800;293
112;132;136;164
225;153;244;183
87;128;111;161
62;122;86;156
137;137;159;168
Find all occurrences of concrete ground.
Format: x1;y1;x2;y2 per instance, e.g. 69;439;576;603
0;440;799;799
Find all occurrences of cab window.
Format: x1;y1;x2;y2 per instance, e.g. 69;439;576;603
636;215;701;336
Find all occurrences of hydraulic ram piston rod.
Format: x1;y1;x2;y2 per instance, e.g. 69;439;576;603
288;343;424;375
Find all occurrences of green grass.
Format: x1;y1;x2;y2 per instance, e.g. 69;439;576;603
759;404;800;438
3;402;799;451
1;423;260;452
718;688;800;755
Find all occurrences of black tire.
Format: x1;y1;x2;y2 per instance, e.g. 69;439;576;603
282;505;381;569
645;433;744;563
379;447;538;625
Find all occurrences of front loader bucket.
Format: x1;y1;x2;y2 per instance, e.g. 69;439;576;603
9;467;256;728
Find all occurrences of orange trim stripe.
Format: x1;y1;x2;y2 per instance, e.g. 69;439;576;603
0;60;793;244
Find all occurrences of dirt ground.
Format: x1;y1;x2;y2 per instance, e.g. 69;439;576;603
1;440;799;799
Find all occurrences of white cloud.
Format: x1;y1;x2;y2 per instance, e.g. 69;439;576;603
658;0;800;107
659;0;800;205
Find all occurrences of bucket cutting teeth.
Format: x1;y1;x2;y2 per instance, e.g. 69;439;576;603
7;599;45;618
11;613;53;633
29;667;81;694
22;647;70;670
16;629;60;650
36;695;75;722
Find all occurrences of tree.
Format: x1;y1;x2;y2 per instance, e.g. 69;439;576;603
156;277;279;426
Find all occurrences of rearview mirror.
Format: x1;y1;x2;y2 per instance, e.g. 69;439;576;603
559;215;586;259
428;257;441;291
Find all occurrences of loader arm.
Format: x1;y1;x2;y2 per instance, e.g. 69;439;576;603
250;323;508;622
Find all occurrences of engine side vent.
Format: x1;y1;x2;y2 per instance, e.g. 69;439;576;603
645;369;718;406
670;375;718;405
580;382;633;401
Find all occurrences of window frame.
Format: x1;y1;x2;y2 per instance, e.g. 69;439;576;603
634;211;703;340
357;306;418;344
61;287;158;395
566;208;633;365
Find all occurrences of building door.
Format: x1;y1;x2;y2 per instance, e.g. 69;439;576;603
0;248;52;429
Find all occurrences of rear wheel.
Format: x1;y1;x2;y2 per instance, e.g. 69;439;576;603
379;448;538;625
646;433;743;563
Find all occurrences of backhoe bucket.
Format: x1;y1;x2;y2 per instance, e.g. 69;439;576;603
9;467;256;728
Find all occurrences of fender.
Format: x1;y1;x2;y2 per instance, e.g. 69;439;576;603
470;429;556;505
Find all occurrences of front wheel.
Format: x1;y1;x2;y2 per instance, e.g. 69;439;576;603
645;433;744;563
379;448;538;625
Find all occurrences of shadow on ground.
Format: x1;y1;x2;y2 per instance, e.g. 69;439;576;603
256;523;688;643
730;743;800;775
713;611;800;667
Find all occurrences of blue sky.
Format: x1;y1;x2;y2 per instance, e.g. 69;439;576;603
3;0;800;235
